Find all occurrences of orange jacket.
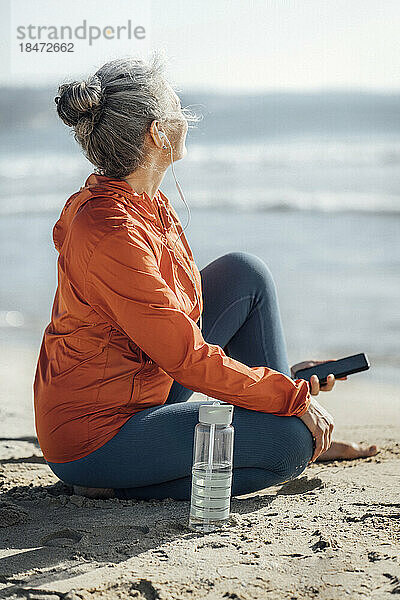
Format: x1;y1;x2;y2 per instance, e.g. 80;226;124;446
33;173;311;463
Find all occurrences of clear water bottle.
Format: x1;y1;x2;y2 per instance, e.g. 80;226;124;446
188;401;234;533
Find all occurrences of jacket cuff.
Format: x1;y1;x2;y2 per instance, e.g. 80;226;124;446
292;379;312;416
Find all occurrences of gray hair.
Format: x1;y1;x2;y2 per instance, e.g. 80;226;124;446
54;52;200;178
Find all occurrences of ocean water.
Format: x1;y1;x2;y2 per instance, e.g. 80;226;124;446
0;90;399;385
1;136;400;216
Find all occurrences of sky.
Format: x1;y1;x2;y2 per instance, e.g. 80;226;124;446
1;0;399;92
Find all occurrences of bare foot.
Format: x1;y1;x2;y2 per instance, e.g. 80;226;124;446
315;440;379;462
73;485;115;498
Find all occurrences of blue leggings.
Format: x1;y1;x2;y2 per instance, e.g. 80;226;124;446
47;252;314;500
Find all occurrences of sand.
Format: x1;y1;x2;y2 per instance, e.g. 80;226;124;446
0;377;399;600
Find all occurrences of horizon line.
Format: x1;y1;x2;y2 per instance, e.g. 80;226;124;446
1;83;400;96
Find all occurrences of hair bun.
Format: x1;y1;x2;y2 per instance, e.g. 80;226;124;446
55;75;103;134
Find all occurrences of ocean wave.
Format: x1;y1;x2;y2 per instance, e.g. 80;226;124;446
0;153;87;179
1;189;399;216
185;139;400;168
0;138;399;215
186;189;400;214
1;138;400;177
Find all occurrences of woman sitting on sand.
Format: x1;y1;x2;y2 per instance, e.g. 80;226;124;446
34;54;377;500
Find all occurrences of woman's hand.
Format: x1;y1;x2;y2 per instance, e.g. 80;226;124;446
299;396;335;462
290;359;347;396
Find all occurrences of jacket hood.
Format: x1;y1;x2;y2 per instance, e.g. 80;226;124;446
53;172;173;253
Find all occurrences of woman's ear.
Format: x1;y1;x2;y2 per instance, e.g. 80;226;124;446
149;120;164;149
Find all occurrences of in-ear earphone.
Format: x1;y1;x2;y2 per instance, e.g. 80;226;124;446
158;130;169;149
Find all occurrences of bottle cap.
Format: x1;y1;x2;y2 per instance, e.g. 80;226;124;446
199;403;234;425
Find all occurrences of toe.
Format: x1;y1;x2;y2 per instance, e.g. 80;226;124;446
356;443;379;458
367;444;378;456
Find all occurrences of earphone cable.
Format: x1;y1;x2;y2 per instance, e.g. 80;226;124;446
158;134;203;331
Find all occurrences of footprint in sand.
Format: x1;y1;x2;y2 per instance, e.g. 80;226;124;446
40;528;83;547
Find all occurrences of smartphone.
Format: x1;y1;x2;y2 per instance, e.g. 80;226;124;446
293;352;370;385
